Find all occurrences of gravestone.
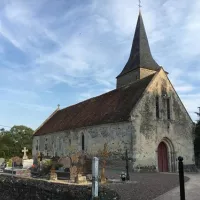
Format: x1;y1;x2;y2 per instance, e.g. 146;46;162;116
22;147;28;160
99;143;110;183
4;157;31;177
11;156;23;167
70;165;78;180
78;154;92;175
75;174;87;184
83;157;92;175
56;157;71;180
0;158;5;165
23;159;33;169
50;156;59;181
0;158;5;172
71;153;79;164
58;157;71;169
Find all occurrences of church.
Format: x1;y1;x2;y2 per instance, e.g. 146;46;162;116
32;11;195;172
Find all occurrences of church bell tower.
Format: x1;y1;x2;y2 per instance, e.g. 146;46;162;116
116;11;161;88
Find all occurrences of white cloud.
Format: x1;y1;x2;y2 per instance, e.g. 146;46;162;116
0;88;39;99
0;99;54;112
175;85;194;93
0;0;199;126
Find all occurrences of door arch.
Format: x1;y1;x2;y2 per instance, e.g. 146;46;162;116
158;142;168;172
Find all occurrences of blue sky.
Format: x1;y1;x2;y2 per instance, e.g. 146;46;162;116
0;0;199;130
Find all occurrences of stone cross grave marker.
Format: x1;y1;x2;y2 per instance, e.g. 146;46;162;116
22;147;28;160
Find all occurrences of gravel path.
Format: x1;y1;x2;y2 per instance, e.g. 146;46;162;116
103;170;189;200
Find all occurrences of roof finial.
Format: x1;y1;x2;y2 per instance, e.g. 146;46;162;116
57;104;60;109
138;0;142;11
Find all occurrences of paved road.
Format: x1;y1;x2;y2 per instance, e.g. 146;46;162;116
154;173;200;200
103;169;189;200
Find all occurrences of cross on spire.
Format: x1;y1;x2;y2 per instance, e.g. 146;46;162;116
139;0;142;9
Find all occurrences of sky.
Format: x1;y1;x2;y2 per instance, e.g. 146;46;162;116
0;0;199;130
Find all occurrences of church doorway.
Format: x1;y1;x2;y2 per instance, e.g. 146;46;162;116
158;142;168;172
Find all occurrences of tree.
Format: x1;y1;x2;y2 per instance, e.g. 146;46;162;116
0;125;34;158
0;134;14;158
0;128;5;132
10;125;34;157
194;120;200;166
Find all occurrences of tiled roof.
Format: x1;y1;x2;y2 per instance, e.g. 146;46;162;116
34;74;155;136
117;12;160;78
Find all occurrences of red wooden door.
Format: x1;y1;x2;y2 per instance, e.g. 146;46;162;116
158;142;168;172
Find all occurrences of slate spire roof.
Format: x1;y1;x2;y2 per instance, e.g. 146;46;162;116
117;11;160;77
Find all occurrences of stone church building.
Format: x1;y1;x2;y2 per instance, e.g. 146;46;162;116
33;12;195;172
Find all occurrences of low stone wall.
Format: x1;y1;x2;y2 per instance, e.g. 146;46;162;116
0;174;120;200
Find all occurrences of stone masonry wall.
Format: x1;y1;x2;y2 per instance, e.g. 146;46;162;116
0;174;119;200
130;69;194;172
116;69;140;88
33;122;134;169
140;68;156;79
117;68;156;89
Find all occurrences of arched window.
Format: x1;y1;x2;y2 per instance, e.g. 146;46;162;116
167;98;171;120
156;96;160;119
36;140;39;151
82;134;85;151
45;138;48;151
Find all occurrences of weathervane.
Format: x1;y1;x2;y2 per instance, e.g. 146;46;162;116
139;0;142;10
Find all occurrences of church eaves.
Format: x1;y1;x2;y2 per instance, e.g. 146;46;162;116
33;73;156;136
117;11;160;78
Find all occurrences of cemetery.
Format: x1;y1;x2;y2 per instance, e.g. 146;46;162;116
0;145;123;199
0;145;191;200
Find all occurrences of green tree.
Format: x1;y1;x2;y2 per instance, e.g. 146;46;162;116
10;125;34;157
194;120;200;166
0;125;34;158
0;134;14;158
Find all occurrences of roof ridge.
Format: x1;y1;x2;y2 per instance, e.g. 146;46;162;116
33;107;60;135
34;75;155;136
59;75;155;112
59;88;119;112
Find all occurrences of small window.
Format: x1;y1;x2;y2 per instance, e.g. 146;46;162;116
36;140;39;150
45;143;48;151
45;138;48;150
156;96;160;119
82;134;85;151
167;98;170;120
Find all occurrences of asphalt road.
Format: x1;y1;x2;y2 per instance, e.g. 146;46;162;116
103;170;189;200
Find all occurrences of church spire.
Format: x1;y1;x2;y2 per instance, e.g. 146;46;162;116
117;11;160;78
